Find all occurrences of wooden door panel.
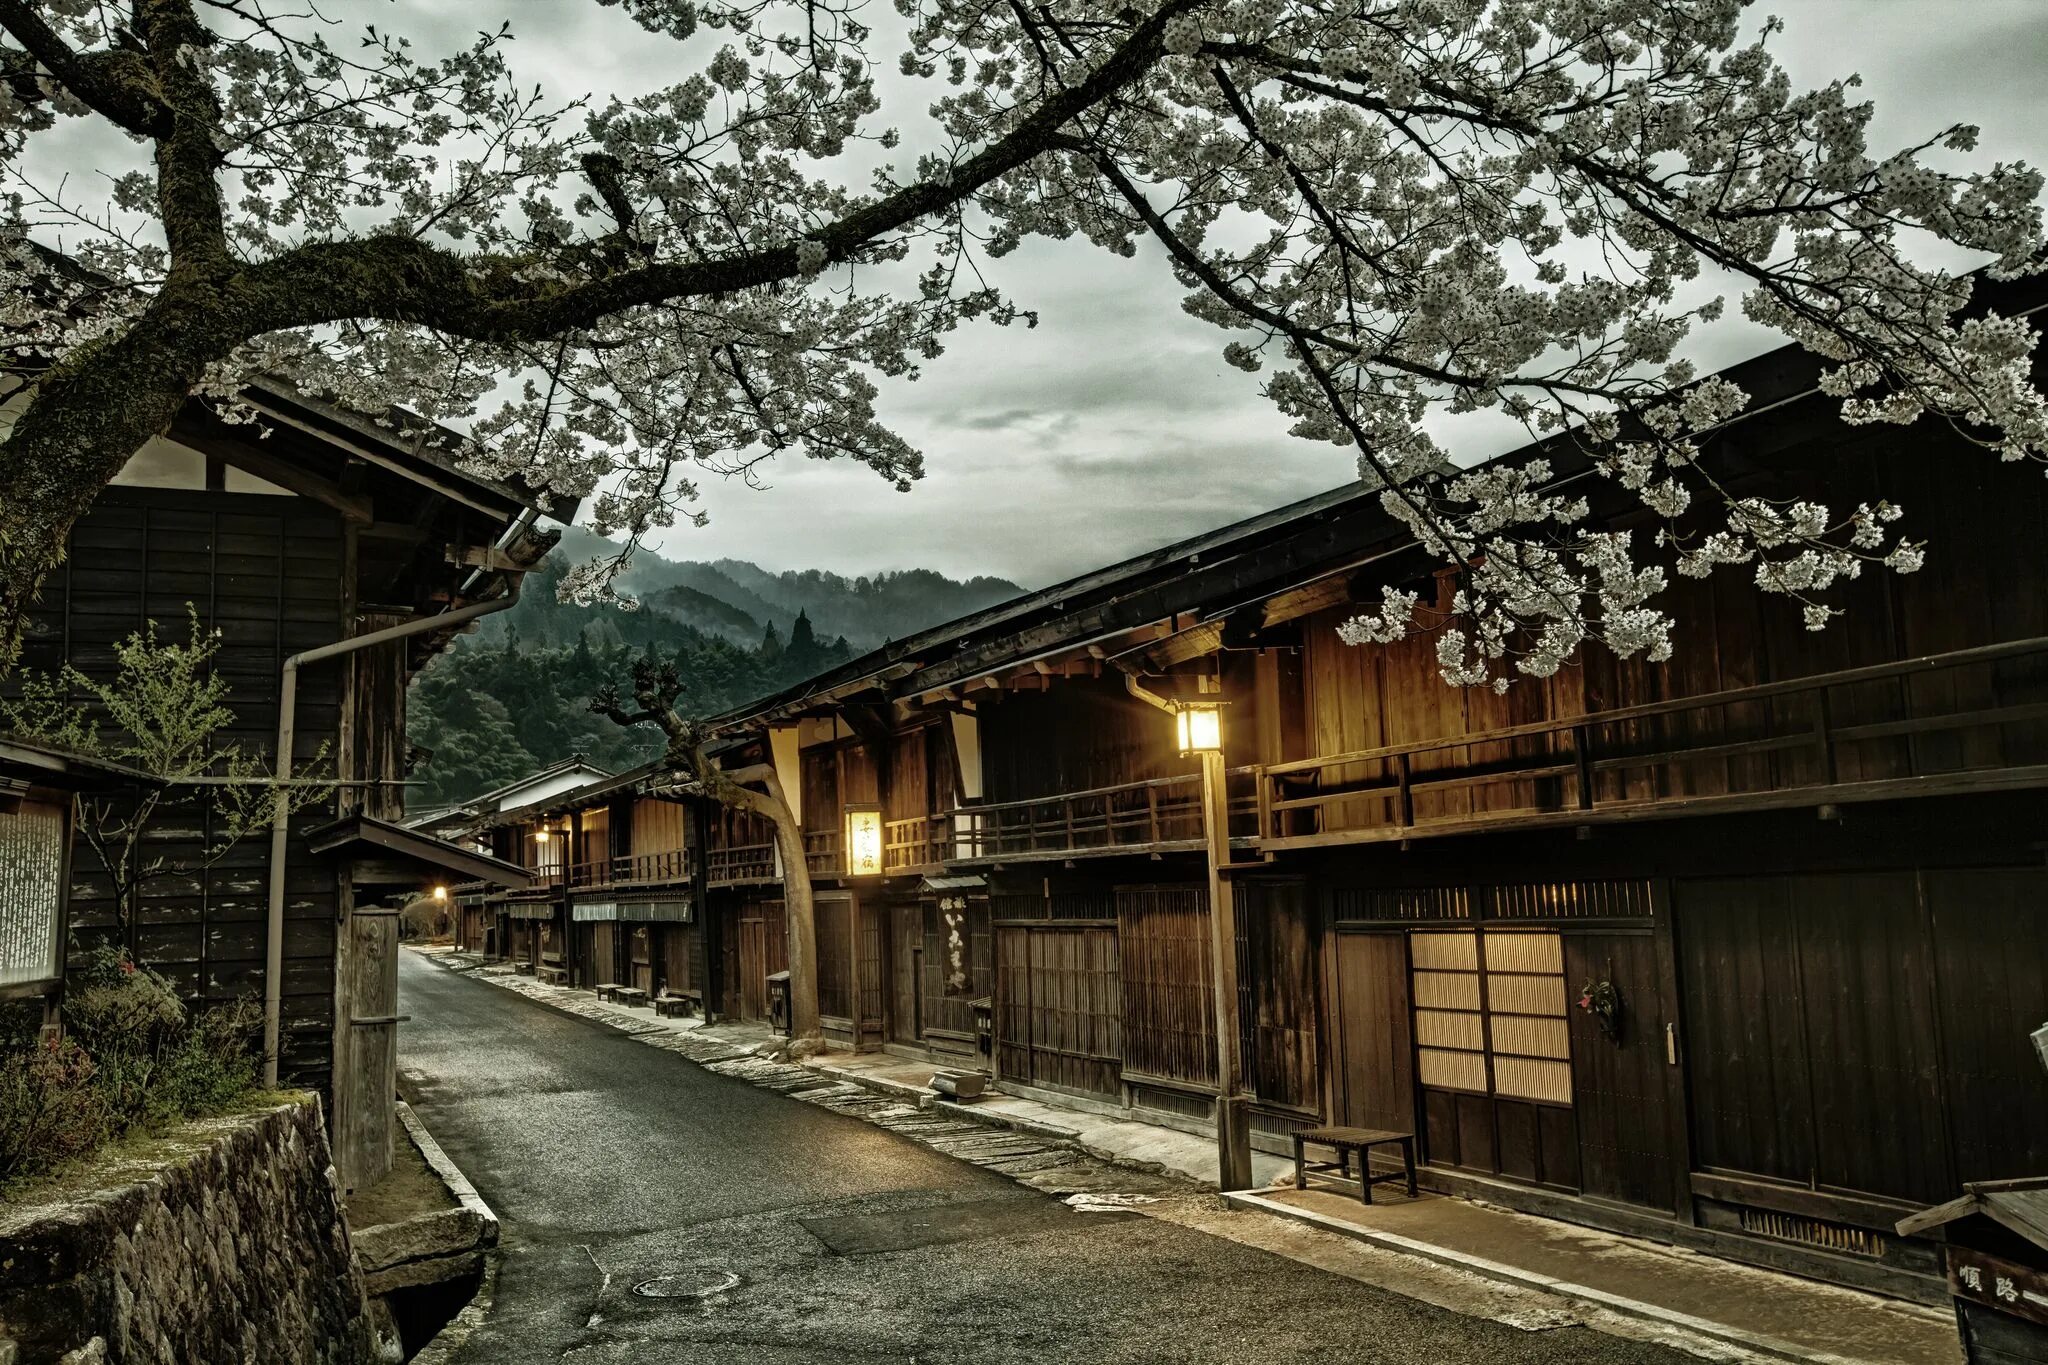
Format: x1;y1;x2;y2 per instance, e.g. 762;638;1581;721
1793;873;1949;1204
1926;867;2048;1183
890;903;921;1043
740;917;767;1020
1239;880;1321;1114
1566;932;1676;1211
1675;878;1815;1184
1333;931;1415;1138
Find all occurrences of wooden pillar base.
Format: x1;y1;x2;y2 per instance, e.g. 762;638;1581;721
1215;1093;1254;1192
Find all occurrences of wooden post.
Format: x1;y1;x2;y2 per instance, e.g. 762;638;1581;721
1814;690;1838;786
1395;751;1415;829
1202;748;1254;1192
692;799;720;1020
1574;723;1595;812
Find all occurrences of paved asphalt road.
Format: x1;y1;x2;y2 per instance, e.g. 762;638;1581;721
398;952;1693;1365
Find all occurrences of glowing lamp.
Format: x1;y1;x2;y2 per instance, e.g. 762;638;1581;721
1175;701;1224;756
432;885;448;902
533;827;551;843
844;804;885;878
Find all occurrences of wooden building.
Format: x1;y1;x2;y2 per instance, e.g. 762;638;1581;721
477;275;2048;1300
3;379;565;1184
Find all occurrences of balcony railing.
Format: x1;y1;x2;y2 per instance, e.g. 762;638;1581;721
1253;635;2048;847
567;848;694;890
707;841;776;885
803;828;840;876
948;772;1256;862
884;814;949;872
495;865;562;901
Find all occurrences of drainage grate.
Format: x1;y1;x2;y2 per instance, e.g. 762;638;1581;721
632;1270;741;1299
1738;1208;1885;1258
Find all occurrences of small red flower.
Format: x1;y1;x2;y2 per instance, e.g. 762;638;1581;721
119;960;137;976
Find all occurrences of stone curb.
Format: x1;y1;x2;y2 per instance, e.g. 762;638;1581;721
1223;1190;1897;1365
397;1100;500;1244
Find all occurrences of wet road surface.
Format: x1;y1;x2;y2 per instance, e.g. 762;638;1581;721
397;950;1693;1364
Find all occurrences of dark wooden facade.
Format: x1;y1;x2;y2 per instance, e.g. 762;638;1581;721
468;287;2048;1298
6;387;559;1151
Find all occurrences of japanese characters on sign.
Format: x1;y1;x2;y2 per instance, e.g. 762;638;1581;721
1949;1246;2048;1328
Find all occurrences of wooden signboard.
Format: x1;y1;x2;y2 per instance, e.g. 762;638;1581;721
1950;1246;2048;1329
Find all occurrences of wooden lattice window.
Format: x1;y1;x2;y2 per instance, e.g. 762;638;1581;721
1409;928;1572;1106
1484;932;1572;1105
1412;931;1486;1093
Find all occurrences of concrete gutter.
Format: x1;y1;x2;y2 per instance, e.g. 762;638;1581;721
348;1103;500;1297
398;1100;498;1238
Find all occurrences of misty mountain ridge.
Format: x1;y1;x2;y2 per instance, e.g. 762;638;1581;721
530;525;1025;652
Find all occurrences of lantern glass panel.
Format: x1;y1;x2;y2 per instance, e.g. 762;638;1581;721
1177;703;1223;755
845;807;884;878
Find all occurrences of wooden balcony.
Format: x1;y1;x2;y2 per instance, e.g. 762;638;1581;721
1254;636;2048;849
948;773;1256;864
706;841;776;886
567;848;694;891
491;865;562;903
803;828;840;877
883;815;949;873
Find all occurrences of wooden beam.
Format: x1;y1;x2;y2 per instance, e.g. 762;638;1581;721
445;545;529;573
171;428;374;522
240;395;513;518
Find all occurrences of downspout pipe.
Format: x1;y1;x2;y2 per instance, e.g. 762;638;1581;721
260;581;523;1086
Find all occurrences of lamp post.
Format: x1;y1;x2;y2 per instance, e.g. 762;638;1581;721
1176;697;1254;1192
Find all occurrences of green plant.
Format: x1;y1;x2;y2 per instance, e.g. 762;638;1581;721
0;1036;109;1184
0;950;263;1190
0;607;331;942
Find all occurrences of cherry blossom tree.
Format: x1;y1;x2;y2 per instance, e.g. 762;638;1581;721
0;0;2042;683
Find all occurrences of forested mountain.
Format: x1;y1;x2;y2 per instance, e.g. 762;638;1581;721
406;547;1023;807
551;526;1022;650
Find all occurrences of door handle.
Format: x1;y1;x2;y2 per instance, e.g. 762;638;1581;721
1665;1021;1679;1066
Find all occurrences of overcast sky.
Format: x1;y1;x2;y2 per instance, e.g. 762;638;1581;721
631;0;2045;587
213;3;2048;586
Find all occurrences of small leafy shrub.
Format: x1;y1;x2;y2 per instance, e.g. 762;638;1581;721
0;1037;109;1184
0;951;262;1192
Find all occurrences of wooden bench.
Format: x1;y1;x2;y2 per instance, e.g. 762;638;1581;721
513;961;535;975
654;991;703;1019
613;986;649;1007
536;965;568;985
1292;1126;1417;1205
594;981;625;1001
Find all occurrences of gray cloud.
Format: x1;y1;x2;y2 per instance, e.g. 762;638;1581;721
240;2;2048;587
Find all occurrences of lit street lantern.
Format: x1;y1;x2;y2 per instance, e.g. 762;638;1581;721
844;804;885;878
1175;700;1224;756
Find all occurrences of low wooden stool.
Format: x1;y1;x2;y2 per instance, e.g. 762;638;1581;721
1293;1126;1418;1205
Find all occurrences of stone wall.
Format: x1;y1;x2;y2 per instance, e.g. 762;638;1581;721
0;1096;376;1365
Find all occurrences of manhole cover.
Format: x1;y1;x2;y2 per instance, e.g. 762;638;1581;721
632;1270;741;1300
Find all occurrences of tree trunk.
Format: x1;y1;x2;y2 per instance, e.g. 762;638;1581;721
756;772;821;1038
0;288;232;669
